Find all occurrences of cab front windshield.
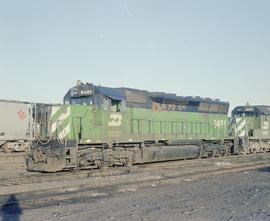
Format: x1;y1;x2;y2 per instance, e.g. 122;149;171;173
68;96;93;105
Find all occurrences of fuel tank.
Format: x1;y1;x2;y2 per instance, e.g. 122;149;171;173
141;145;200;163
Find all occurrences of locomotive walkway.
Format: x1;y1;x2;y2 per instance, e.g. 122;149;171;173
0;153;270;210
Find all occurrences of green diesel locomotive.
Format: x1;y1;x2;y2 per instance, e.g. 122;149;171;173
26;82;269;172
231;105;270;153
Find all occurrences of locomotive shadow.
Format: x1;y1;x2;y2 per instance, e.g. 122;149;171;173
258;166;270;173
0;194;22;221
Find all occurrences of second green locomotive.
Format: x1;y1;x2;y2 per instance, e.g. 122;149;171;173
230;105;270;153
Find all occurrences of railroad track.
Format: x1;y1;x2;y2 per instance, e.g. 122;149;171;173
0;153;268;186
0;152;26;170
0;153;270;210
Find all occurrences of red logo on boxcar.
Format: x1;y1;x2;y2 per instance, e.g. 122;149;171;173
17;110;26;120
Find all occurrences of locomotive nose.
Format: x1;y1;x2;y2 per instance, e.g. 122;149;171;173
26;140;67;172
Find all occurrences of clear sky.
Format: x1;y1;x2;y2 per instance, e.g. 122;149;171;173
0;0;269;112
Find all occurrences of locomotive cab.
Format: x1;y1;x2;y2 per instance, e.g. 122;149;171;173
63;80;127;113
231;104;270;138
63;81;94;105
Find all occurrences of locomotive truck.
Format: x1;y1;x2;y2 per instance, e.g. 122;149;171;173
25;82;270;172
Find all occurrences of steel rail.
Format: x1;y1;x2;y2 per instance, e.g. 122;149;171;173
0;157;269;210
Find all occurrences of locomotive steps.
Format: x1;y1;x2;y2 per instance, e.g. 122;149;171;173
0;153;270;210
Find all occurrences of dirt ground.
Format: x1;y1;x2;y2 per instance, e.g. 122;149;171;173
1;165;270;221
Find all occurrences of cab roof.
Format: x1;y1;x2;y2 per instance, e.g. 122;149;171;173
232;105;270;116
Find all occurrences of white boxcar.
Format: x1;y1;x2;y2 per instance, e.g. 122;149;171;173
0;100;35;152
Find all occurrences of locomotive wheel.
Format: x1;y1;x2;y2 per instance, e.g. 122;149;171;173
3;143;12;153
261;147;267;153
221;149;228;156
198;149;205;159
251;149;257;154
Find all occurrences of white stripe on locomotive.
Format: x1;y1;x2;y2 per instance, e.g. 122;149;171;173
235;118;246;137
58;124;70;139
50;106;61;118
51;107;70;134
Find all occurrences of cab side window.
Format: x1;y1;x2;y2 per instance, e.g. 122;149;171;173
101;97;126;112
111;99;121;112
